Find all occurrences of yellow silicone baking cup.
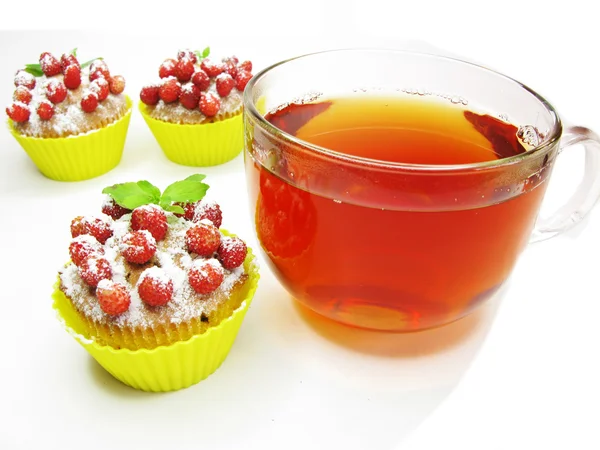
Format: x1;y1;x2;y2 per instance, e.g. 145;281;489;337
138;102;243;167
8;96;132;182
52;241;259;392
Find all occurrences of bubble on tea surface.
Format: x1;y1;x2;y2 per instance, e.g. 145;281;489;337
517;125;541;149
498;113;510;122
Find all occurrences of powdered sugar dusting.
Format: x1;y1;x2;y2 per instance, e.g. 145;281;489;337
59;211;247;329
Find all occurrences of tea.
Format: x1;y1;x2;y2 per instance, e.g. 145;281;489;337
245;95;550;331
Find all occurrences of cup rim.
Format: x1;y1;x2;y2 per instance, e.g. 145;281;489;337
244;48;563;172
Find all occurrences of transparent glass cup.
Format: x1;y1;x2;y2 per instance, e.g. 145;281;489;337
243;49;600;332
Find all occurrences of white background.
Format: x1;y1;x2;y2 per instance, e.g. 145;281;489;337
1;1;599;449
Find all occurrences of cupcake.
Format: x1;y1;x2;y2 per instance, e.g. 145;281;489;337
52;175;259;391
6;49;132;181
138;47;253;166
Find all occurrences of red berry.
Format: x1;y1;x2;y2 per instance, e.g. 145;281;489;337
131;205;168;241
89;60;110;80
109;75;125;94
179;83;200;110
6;102;30;123
217;236;247;269
188;259;224;294
90;77;110;102
186;221;221;256
191;69;210;91
61;53;80;70
89;70;106;82
37;101;54;121
121;230;157;264
222;57;239;78
101;196;131;220
199;92;221;117
138;268;174;306
63;64;82;90
159;58;177;78
159;78;181;103
69;235;104;267
96;280;131;316
81;91;99;113
238;60;252;73
79;256;112;287
174;202;197;220
70;215;113;244
175;58;195;82
14;70;36;89
45;79;68;104
200;58;225;78
177;49;198;64
140;85;160;106
216;73;235;97
193;200;223;228
235;71;252;92
13;86;32;105
39;52;61;77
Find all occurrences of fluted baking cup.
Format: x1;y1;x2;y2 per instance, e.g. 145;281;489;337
139;102;243;166
8;96;132;182
52;241;259;392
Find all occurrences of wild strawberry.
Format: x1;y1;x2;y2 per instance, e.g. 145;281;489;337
199;92;221;117
177;49;198;64
217;236;247;269
137;267;174;306
159;77;181;103
89;60;110;80
37;101;54;121
188;259;224;294
235;71;252;92
39;52;61;77
90;78;110;102
191;69;210;91
13;86;32;105
140;85;160;105
61;53;80;70
63;64;82;90
175;58;195;82
46;79;68;104
70;215;113;244
238;60;252;73
81;91;99;113
69;235;104;267
89;70;106;82
179;83;200;110
96;280;131;316
6;102;30;123
159;58;177;78
109;75;125;94
174;202;197;220
200;58;224;78
193;200;222;228
101;196;130;220
222;57;238;78
186;221;221;256
131;205;168;241
14;70;36;89
120;230;157;264
216;73;235;97
79;256;112;287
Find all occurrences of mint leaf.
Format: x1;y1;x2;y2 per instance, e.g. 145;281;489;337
184;174;207;183
202;47;210;58
81;57;103;69
24;64;43;77
162;203;185;215
70;48;78;57
161;179;209;206
102;181;161;210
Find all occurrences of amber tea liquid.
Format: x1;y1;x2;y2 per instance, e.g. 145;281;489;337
245;95;550;331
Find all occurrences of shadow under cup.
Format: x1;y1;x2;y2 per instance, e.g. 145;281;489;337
243;50;562;332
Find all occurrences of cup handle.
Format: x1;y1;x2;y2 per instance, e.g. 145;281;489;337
530;125;600;243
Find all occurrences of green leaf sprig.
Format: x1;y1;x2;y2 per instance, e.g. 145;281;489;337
23;48;103;77
102;174;209;215
194;46;211;61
